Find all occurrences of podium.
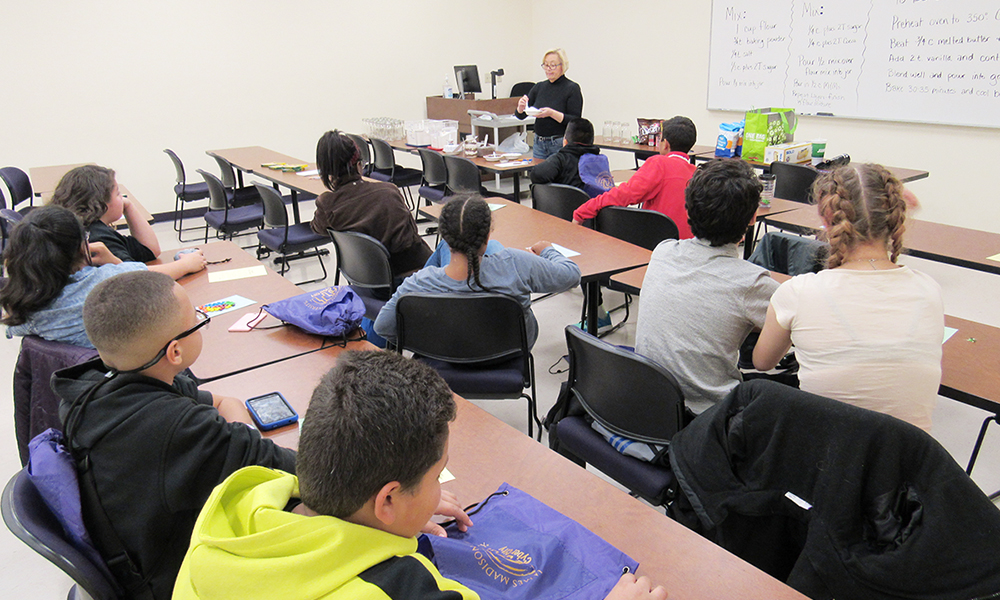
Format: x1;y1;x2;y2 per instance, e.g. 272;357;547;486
426;96;521;139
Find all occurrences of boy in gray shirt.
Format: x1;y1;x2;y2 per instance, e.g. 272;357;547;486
635;160;779;414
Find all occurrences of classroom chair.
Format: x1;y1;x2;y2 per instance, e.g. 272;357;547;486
395;293;541;439
327;229;395;320
589;206;679;335
417;148;448;204
254;183;329;285
3;469;121;600
530;183;589;222
164;149;211;242
345;134;373;176
13;336;99;467
668;379;1000;599
549;325;683;507
211;155;264;208
369;137;422;209
0;166;35;215
509;81;534;98
769;161;819;204
197;170;264;246
443;155;488;196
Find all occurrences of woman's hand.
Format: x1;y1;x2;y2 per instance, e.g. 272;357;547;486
535;107;563;122
421;490;473;538
517;95;529;113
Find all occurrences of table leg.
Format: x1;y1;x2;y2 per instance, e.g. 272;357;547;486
585;280;600;335
291;190;301;224
512;173;521;203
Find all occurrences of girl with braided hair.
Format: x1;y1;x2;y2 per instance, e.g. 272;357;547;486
374;194;581;348
311;129;431;279
1;205;147;348
753;163;943;431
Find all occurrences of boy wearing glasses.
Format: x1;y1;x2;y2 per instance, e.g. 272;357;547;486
53;270;296;600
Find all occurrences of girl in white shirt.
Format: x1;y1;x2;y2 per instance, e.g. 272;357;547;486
753;163;944;432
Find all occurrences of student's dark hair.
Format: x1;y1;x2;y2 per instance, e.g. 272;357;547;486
564;118;594;145
316;129;363;191
296;351;456;518
814;163;907;269
50;165;116;227
661;116;697;154
0;206;87;326
685;159;761;246
84;270;178;354
438;194;493;291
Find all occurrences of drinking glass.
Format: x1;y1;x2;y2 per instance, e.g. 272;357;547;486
603;121;613;141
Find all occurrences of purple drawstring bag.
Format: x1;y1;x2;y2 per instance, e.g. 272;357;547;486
261;286;365;337
578;154;615;198
423;483;638;600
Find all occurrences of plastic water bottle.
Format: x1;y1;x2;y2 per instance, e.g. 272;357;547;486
443;78;453;99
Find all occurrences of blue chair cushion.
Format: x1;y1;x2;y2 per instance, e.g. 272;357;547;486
204;205;263;233
419;186;446;202
554;416;675;503
257;223;327;254
369;171;392;182
351;286;390;321
419;357;526;397
174;181;210;202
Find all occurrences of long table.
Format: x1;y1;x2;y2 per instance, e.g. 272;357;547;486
595;136;715;166
206;146;324;224
203;347;807;600
761;206;1000;275
421;198;652;335
28;163;154;224
689;151;929;184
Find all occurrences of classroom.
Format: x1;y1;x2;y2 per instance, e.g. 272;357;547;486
2;1;999;598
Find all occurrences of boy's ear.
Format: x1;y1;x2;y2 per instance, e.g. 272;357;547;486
164;339;185;367
372;481;403;527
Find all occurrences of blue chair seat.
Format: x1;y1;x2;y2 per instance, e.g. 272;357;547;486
419;185;447;203
372;167;422;188
257;223;328;254
204;204;263;233
369;171;392;182
174;181;210;201
419;356;526;397
554;416;675;504
350;286;390;321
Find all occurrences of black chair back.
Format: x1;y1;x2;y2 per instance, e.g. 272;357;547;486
396;293;528;365
595;206;679;250
770;161;819;204
163;149;187;186
2;470;121;600
565;325;684;444
253;183;289;229
531;183;589;221
443;155;482;195
346;134;372;174
0;167;33;210
327;229;393;290
369;138;398;172
510;81;534;97
197;169;229;212
418;148;448;187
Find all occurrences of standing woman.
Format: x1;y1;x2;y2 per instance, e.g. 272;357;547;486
752;163;944;432
515;48;584;160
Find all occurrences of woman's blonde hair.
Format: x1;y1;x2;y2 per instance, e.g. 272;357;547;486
813;163;907;269
542;48;568;72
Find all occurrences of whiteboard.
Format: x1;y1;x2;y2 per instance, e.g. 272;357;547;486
708;0;1000;128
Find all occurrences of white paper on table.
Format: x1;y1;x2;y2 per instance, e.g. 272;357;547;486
550;243;580;258
943;326;958;344
488;203;505;211
197;294;257;317
208;265;268;283
988;252;1000;263
439;467;455;484
296;169;320;177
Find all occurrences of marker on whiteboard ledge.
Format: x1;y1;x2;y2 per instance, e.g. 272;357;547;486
817;112;835;116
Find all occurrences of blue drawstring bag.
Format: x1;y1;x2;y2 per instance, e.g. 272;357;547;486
423;483;637;600
261;286;365;338
578;154;615;198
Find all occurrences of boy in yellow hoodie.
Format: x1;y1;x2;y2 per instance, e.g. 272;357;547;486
173;351;666;600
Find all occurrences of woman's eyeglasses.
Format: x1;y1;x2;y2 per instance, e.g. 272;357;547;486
541;62;562;70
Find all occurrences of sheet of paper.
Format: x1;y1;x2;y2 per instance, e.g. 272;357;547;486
988;252;1000;262
208;265;267;283
551;243;580;258
439;467;455;484
488;203;505;211
296;169;319;177
198;295;257;317
943;326;958;344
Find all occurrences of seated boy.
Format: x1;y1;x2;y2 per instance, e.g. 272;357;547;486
173;350;667;600
572;116;697;238
529;117;603;192
634;159;779;415
53;271;295;599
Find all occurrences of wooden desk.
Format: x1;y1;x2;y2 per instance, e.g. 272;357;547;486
689;151;929;184
28;163;153;224
206;146;320;224
168;241;338;381
595;137;714;164
762;207;1000;275
206;347;806;599
422;198;651;334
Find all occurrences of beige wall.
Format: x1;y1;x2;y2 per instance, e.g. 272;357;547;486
3;0;997;233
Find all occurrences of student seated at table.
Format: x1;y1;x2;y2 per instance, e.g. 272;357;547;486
529;117;606;194
310;130;432;280
753;163;943;432
374;194;581;349
172;350;667;600
51;164;206;280
633;159;780;416
53;270;296;599
572;116;697;238
1;205;148;348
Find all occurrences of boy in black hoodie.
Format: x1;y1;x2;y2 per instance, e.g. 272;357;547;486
529;117;602;191
54;270;296;600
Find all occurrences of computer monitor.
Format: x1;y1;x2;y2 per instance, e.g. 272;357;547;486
453;65;482;97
